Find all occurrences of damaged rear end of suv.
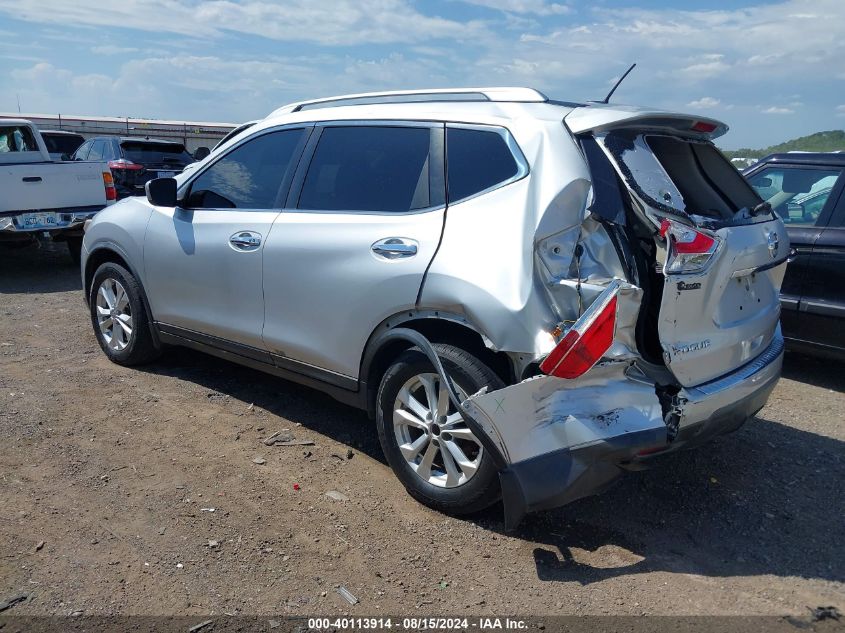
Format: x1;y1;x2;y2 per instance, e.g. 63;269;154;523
406;100;788;528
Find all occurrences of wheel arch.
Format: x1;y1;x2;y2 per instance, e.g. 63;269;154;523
360;310;517;419
84;243;161;349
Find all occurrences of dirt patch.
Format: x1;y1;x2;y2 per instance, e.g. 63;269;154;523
1;241;843;616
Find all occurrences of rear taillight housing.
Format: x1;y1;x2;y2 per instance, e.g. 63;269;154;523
659;219;720;274
540;283;619;379
102;171;116;201
108;159;143;171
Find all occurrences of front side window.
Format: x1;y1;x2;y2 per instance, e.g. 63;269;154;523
446;127;520;203
185;128;306;209
73;141;92;161
747;166;843;226
88;140;107;161
298;126;431;212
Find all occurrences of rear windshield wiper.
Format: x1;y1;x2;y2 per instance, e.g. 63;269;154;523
749;201;772;217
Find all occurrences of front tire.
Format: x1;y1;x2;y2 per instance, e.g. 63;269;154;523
90;262;160;366
376;343;504;515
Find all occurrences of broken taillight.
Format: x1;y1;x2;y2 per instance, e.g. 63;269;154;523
540;291;618;379
659;219;720;274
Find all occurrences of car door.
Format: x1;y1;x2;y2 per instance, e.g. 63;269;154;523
745;163;843;343
799;173;845;352
143;125;311;354
262;122;446;382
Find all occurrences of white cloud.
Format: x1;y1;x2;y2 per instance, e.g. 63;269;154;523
762;106;795;114
677;55;731;79
460;0;572;15
0;0;487;45
91;45;140;55
687;97;721;109
836;105;845;117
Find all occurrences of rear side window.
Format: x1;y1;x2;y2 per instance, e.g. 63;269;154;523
0;125;38;152
121;141;193;165
186;128;306;209
747;165;843;226
446;127;520;203
298;126;431;212
42;134;84;156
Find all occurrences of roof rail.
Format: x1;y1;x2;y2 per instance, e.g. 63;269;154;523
269;87;548;117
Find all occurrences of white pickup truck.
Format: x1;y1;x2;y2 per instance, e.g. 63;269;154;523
0;119;115;262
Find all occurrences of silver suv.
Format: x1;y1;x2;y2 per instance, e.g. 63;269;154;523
81;88;788;527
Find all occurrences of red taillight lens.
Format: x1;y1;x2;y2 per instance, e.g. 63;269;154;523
540;294;618;379
102;171;116;201
692;120;718;133
108;159;143;171
660;219;719;273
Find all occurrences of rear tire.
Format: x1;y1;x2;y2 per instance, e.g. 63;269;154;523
90;262;160;366
376;343;504;515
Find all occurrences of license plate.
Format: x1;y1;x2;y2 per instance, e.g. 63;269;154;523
19;212;59;229
157;171;176;178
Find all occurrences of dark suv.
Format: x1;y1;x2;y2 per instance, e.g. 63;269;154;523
744;153;845;359
72;136;194;198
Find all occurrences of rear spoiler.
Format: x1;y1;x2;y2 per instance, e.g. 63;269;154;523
565;104;728;139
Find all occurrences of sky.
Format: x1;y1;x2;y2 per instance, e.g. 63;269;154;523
0;0;843;149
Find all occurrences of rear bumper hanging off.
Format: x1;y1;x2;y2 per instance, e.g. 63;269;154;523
465;331;784;529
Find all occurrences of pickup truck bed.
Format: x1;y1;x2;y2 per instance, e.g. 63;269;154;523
0;119;113;260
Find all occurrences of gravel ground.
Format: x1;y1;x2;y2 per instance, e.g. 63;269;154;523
1;241;843;619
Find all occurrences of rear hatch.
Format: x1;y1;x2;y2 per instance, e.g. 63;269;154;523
116;140;193;192
567;106;788;387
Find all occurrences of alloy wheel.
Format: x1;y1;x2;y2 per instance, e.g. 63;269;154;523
95;278;133;351
392;372;484;488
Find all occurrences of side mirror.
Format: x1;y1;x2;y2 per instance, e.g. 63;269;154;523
193;146;210;160
60;153;71;161
145;177;177;207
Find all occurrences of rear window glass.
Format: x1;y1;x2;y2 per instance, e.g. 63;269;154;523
447;127;519;202
747;166;842;226
42;133;84;156
0;125;38;152
602;132;762;220
121;141;193;165
298;126;431;212
647;135;760;218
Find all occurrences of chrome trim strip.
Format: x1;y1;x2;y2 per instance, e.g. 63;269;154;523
689;334;784;397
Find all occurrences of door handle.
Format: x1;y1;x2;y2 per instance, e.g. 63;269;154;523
22;176;42;183
229;231;261;251
371;237;418;260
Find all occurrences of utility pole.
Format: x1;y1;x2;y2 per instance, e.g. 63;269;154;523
16;93;21;113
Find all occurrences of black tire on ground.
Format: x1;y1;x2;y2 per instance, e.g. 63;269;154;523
376;343;505;515
89;262;160;366
66;237;82;265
